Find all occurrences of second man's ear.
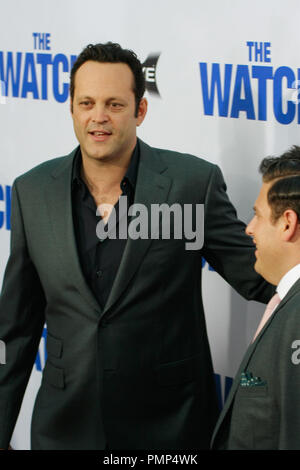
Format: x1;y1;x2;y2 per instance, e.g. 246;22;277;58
281;209;299;241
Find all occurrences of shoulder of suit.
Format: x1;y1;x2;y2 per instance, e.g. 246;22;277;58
13;147;77;188
154;146;216;169
275;285;300;333
270;288;300;368
141;141;219;181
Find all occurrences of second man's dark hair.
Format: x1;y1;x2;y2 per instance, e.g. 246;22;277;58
259;145;300;222
259;145;300;182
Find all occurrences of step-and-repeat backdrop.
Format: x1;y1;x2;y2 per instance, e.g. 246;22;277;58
1;0;300;449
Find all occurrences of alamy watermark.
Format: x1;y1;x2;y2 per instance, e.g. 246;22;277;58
95;197;204;250
291;340;300;365
0;340;6;364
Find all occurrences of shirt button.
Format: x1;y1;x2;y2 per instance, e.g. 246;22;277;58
96;270;103;278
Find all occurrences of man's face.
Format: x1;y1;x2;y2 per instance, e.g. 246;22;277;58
246;181;282;284
71;60;147;164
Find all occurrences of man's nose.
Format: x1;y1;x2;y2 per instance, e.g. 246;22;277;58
246;217;254;237
92;105;109;123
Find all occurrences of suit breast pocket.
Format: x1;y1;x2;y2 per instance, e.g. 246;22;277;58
147;237;185;257
143;238;193;277
156;354;201;387
237;384;268;398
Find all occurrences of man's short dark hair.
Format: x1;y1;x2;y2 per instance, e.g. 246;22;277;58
268;176;300;222
259;145;300;222
70;42;145;116
259;145;300;182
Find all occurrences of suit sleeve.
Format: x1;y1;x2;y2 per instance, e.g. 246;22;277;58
202;164;274;303
0;180;46;449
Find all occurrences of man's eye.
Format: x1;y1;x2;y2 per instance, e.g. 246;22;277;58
111;103;123;108
80;101;92;106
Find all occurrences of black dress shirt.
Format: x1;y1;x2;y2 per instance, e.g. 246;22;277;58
72;142;140;309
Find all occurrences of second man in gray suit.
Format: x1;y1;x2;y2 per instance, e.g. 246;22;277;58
212;146;300;450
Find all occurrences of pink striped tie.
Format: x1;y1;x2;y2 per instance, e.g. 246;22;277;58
252;293;281;342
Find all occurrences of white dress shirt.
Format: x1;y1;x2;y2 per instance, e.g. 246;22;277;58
277;263;300;301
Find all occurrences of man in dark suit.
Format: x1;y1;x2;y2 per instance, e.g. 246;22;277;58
0;42;272;450
212;146;300;450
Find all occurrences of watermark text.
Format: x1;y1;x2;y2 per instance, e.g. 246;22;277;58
96;197;204;251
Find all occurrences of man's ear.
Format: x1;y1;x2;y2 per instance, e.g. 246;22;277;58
136;97;148;126
281;209;299;241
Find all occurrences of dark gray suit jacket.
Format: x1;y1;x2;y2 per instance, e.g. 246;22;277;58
0;139;271;449
212;277;300;450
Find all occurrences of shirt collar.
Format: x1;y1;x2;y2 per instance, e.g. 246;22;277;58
124;140;139;188
71;141;140;191
71;147;83;189
277;263;300;301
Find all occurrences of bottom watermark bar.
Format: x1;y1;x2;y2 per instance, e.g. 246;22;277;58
102;453;198;466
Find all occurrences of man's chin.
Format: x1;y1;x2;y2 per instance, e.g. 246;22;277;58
254;260;261;275
254;261;274;284
85;149;112;162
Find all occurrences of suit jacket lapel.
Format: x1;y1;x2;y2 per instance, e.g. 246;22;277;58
212;277;300;446
101;140;171;317
44;147;101;316
44;141;171;319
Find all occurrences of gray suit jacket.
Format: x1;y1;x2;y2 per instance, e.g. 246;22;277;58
0;139;272;449
212;277;300;450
